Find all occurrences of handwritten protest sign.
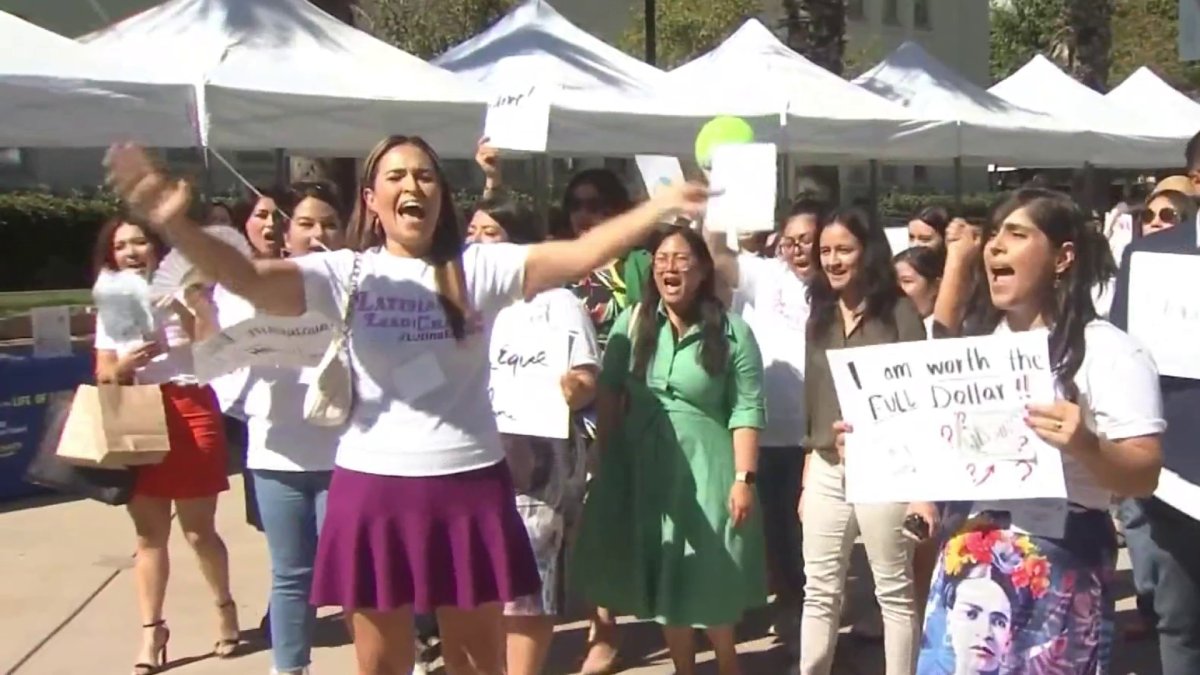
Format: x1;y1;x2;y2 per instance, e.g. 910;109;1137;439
193;314;334;384
706;143;777;235
1127;251;1200;380
487;322;570;439
483;85;551;154
826;330;1066;504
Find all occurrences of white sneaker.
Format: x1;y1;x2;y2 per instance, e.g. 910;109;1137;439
411;664;429;675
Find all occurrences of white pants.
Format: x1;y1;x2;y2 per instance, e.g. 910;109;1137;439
799;451;917;675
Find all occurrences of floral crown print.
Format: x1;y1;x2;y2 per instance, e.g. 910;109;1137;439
944;527;1051;599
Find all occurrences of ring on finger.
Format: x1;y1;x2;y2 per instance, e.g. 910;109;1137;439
1054;421;1063;431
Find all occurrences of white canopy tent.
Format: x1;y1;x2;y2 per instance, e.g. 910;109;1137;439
0;10;196;148
435;0;745;157
854;42;1093;166
989;55;1180;168
666;20;956;161
1105;67;1200;142
80;0;486;157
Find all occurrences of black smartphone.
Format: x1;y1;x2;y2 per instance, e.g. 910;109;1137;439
903;513;931;542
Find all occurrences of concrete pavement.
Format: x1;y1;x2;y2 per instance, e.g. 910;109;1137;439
1;477;1162;674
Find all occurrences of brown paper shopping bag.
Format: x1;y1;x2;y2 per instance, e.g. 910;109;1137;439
55;384;171;467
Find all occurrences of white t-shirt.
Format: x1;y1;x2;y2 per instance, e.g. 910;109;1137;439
980;319;1165;535
293;244;529;476
211;285;339;472
94;304;195;385
490;288;600;374
735;254;809;448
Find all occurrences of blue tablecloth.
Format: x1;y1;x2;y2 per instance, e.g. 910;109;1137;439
0;351;93;501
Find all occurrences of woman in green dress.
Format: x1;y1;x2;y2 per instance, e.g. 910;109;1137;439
574;225;768;675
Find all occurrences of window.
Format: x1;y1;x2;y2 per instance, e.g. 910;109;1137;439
848;165;867;184
913;164;930;184
234;150;275;165
847;0;865;21
884;0;901;26
881;164;899;184
914;0;932;29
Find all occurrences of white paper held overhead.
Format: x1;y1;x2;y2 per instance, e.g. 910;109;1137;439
483;85;552;154
705;143;777;234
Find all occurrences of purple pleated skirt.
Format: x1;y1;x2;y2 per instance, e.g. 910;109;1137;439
310;461;541;613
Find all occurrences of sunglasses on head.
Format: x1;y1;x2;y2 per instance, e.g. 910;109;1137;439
1139;207;1178;224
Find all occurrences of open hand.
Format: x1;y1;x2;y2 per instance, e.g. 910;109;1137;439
1025;401;1096;456
104;143;192;229
728;481;754;527
833;420;854;462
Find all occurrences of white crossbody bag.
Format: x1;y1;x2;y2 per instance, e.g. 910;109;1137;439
303;253;362;427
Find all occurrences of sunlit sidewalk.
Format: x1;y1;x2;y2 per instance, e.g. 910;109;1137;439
0;477;1161;674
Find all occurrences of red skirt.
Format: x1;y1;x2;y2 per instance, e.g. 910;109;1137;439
133;383;230;500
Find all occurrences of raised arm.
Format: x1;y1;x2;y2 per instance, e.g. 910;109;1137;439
703;226;741;295
522;184;708;297
105;145;305;317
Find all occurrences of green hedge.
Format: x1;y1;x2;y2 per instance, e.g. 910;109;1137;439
878;191;1006;220
0;191;119;292
0;189;540;292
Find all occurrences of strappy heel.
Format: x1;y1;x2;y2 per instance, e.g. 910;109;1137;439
213;600;241;658
132;620;169;675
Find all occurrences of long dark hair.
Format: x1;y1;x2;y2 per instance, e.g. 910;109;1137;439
806;208;903;339
975;188;1113;400
912;205;951;242
630;226;728;378
473;195;544;244
893;245;945;283
346;136;469;341
91;215;165;280
550;168;632;240
279;180;345;242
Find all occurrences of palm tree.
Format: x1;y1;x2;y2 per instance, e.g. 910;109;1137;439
1061;0;1112;91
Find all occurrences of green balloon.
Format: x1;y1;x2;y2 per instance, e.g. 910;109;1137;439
694;116;756;168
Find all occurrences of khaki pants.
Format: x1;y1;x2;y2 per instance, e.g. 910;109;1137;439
799;450;917;675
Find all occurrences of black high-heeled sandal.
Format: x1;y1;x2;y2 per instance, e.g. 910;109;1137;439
132;620;169;675
213;600;240;658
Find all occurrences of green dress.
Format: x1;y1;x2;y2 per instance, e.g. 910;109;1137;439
572;304;768;627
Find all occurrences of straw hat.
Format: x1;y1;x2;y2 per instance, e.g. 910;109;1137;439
1150;175;1197;197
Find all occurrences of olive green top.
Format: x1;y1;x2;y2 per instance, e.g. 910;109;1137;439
803;296;926;452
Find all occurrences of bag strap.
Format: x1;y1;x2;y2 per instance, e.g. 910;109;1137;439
339;252;363;349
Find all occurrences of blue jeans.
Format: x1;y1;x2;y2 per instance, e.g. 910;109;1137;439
1146;498;1200;675
252;469;332;672
1117;498;1159;622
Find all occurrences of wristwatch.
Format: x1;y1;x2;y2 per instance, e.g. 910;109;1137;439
735;471;757;485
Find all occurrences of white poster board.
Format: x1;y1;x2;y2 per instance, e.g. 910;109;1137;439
30;306;72;358
885;226;910;256
483;85;552;154
635;154;684;199
1127;252;1200;379
193;314;335;383
487;324;570;439
706;143;777;234
826;330;1066;503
